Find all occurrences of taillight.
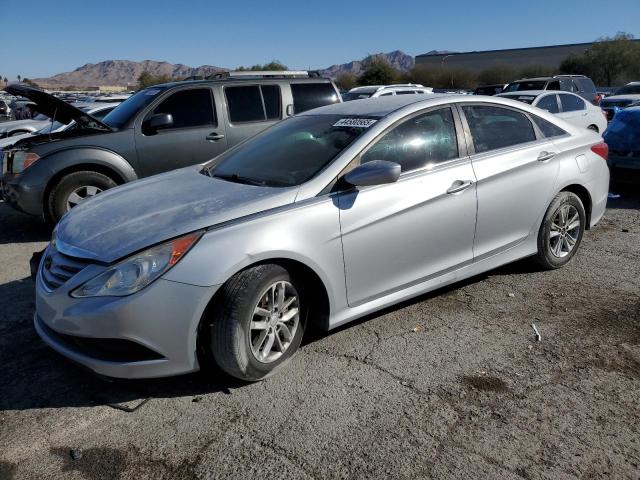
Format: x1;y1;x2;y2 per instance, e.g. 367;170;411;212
594;94;602;105
601;109;608;120
591;142;608;161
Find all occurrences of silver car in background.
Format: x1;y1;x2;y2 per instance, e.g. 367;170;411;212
34;95;609;381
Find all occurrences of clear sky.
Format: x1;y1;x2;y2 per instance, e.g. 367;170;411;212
2;0;639;80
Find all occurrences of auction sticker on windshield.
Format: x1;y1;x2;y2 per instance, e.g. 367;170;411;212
333;118;377;128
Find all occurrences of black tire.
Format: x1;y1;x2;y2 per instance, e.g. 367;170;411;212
47;171;117;223
534;192;586;270
587;125;599;133
208;264;306;381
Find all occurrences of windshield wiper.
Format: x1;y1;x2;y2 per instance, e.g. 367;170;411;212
212;172;265;186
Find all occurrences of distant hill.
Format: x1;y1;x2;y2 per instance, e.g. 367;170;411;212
34;60;227;88
318;50;415;78
32;51;425;88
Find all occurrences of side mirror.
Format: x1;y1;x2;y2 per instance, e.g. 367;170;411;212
144;113;173;133
344;160;401;187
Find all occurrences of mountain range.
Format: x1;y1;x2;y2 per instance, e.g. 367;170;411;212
33;50;432;88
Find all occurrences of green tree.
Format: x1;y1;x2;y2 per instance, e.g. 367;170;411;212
22;78;39;88
476;64;517;86
17;74;21;82
407;66;476;89
137;71;172;89
358;56;399;86
236;60;288;71
518;64;557;79
560;32;639;86
334;72;358;91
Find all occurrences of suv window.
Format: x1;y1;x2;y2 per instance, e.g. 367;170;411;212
462;105;536;153
531;114;567;138
291;83;339;113
575;78;595;93
536;94;560;114
546;80;561;91
152;88;215;129
559;94;585;112
396;90;417;95
361;107;459;172
225;85;282;123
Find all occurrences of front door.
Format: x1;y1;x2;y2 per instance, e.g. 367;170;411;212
135;87;227;177
338;107;477;306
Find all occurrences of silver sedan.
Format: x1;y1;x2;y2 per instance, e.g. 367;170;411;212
34;95;609;381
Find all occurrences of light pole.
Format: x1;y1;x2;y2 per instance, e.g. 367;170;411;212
441;54;455;88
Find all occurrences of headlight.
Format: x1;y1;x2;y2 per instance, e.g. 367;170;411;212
71;231;202;298
13;151;40;172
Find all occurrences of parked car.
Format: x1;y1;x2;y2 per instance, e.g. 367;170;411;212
33;94;609;381
0;103;118;149
1;73;341;222
473;84;504;96
502;75;600;105
0;113;51;138
0;100;12;120
603;106;640;174
497;90;607;133
599;82;640;121
342;84;433;101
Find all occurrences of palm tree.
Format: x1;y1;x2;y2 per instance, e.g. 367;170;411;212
17;75;21;82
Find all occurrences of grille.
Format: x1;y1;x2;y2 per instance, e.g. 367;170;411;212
41;245;92;290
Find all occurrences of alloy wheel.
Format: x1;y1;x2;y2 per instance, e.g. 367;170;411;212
66;185;103;211
249;280;300;363
549;204;580;258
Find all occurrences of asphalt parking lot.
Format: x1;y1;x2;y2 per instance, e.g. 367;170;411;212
1;184;639;480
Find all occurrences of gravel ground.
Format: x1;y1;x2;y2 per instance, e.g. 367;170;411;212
0;184;639;480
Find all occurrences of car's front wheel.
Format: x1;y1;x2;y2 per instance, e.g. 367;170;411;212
48;171;117;223
208;264;306;381
535;191;586;269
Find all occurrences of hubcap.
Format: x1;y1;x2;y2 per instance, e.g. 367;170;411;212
66;185;103;211
249;281;300;363
549;204;580;258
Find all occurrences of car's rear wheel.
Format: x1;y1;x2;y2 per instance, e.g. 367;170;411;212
48;171;117;223
208;264;306;381
535;192;586;269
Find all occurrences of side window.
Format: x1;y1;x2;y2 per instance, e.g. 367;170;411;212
531;114;568;138
379;92;393;96
559;94;585;112
225;85;282;123
462;105;536;154
291;83;340;113
396;90;416;95
361;108;459;173
152;88;215;129
547;80;561;91
536;95;560;114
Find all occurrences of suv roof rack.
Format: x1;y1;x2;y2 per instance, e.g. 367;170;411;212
203;70;322;80
553;74;587;78
379;83;425;89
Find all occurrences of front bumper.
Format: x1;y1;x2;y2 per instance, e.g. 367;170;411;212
34;254;220;379
1;172;45;216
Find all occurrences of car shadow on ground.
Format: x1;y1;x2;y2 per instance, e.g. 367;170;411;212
0;201;51;245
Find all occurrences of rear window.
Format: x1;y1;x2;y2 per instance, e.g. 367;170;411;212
343;91;373;101
225;85;282;123
574;78;595;93
462;105;536;153
292;83;340;113
559;94;585;112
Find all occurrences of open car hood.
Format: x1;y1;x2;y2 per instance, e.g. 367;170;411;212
5;84;113;132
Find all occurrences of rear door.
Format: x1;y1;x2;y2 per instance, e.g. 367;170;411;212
557;94;588;129
135;86;227;177
459;103;559;259
534;94;560;115
222;84;283;148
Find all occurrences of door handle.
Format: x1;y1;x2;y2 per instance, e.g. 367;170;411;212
206;133;225;142
537;151;556;162
446;180;474;194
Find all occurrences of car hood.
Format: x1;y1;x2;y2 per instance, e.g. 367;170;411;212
5;84;113;131
55;165;299;263
0;119;48;133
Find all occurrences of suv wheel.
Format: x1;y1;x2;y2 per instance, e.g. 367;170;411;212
48;171;117;223
208;264;306;381
535;192;586;270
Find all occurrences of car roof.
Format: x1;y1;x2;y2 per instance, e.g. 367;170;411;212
153;76;334;89
498;90;547;96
